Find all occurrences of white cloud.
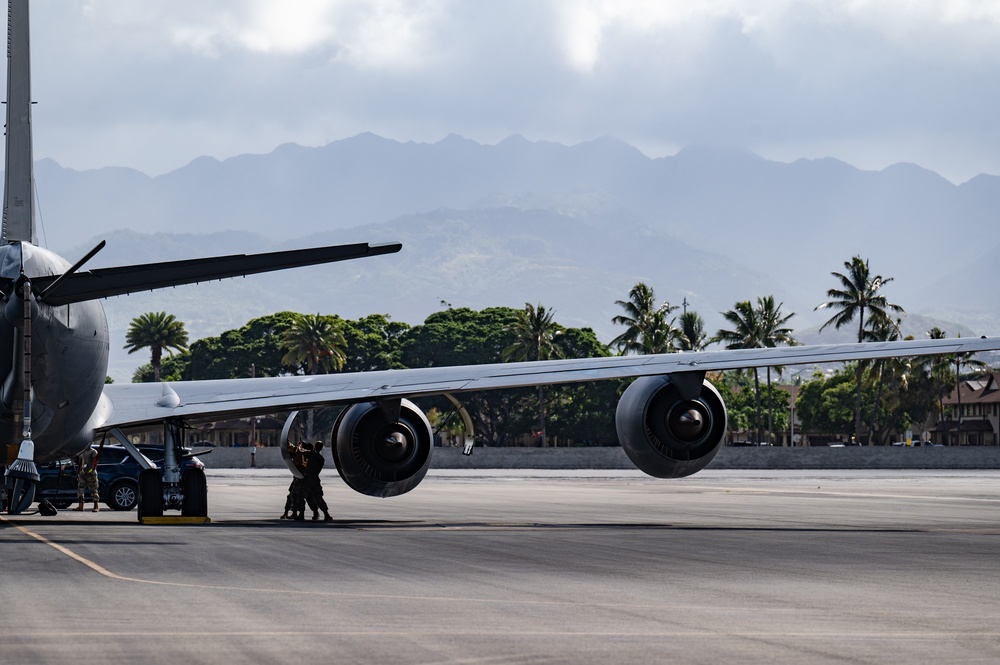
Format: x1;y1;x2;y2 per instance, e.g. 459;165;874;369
15;0;1000;181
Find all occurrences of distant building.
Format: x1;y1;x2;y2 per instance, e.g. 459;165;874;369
127;416;286;447
937;372;1000;446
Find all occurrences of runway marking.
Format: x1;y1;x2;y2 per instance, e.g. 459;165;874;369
667;484;1000;503
7;514;991;617
6;629;1000;640
0;515;135;582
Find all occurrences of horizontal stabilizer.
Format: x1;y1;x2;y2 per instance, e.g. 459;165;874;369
33;241;402;306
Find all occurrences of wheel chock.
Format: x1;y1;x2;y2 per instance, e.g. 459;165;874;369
138;515;211;525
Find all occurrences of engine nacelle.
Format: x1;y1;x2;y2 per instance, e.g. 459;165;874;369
331;398;433;498
615;374;727;478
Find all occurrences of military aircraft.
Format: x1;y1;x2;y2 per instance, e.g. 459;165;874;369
4;0;999;519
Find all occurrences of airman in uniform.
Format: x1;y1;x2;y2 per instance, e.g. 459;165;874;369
302;440;332;522
74;446;100;512
280;440;307;520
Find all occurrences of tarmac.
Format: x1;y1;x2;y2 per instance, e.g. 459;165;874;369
2;469;1000;664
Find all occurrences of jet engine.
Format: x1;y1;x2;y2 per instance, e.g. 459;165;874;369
331;398;433;498
615;374;727;478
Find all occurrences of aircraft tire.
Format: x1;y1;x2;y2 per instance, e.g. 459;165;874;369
137;469;163;521
181;469;208;517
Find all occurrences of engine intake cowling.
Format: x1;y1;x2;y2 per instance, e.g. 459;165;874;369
615;375;727;478
332;398;433;498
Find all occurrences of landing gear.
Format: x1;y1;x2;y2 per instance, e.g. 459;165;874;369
5;440;39;515
137;468;163;521
117;421;209;523
181;468;207;517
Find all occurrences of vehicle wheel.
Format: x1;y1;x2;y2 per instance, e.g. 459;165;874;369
181;468;208;517
107;480;138;511
51;500;72;510
137;469;163;521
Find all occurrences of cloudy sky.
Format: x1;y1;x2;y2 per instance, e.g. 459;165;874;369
17;0;1000;183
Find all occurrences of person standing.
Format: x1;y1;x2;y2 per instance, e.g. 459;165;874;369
280;441;306;520
74;446;100;512
302;440;332;522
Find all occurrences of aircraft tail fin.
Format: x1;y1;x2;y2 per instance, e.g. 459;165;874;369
2;0;37;245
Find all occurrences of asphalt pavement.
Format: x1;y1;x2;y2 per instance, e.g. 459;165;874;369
2;469;999;664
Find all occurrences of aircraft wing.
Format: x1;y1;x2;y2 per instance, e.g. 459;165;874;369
32;241;402;306
98;336;1000;430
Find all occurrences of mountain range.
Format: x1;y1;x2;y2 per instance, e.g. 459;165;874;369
20;133;998;381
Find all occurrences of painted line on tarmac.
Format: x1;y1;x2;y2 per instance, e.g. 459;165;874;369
0;516;930;615
0;515;134;581
6;629;1000;640
674;484;1000;503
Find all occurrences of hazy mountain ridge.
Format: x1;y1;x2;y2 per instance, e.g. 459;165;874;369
25;133;1000;379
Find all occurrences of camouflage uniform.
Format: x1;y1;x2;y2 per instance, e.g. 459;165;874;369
281;442;307;519
75;447;99;504
301;443;331;521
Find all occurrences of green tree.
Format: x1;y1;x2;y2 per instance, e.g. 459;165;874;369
400;307;532;446
611;282;678;354
503;303;565;446
757;296;797;444
924;327;953;426
340;314;410;372
863;317;908;445
713;300;764;443
280;313;347;439
184;311;300;380
675;311;708;352
280;313;347;375
815;256;904;440
712;297;796;444
545;327;618;445
796;370;863;436
125;312;189;382
951;334;990;445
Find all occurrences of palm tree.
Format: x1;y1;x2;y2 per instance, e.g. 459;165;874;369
924;327;950;426
280;313;347;439
503;303;564;446
864;317;906;445
124;312;189;382
952;334;989;446
675;311;708;352
714;297;796;445
713;300;764;444
757;296;797;444
611;282;678;354
280;313;347;375
815;256;904;441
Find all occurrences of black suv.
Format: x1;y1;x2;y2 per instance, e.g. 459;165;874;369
36;444;206;511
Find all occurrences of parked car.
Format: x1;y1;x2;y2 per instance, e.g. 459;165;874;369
36;444;206;511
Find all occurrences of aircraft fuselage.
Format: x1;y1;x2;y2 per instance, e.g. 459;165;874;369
0;241;109;463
